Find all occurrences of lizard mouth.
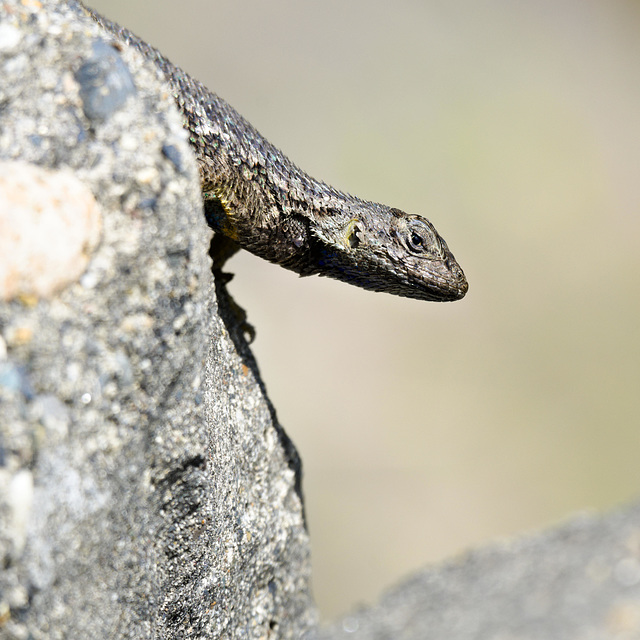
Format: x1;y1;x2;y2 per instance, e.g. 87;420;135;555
444;259;469;299
415;268;468;301
399;245;468;302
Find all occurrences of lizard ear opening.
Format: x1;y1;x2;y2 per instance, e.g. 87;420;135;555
345;218;362;249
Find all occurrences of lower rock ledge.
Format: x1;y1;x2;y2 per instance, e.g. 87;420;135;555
315;501;640;640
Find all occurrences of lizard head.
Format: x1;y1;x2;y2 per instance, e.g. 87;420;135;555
310;204;468;302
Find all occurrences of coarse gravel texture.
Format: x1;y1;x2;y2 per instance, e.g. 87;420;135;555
0;1;314;638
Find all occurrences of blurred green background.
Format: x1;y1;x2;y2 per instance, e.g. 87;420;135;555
91;0;640;620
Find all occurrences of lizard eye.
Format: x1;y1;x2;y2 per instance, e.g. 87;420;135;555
408;230;426;252
403;217;444;259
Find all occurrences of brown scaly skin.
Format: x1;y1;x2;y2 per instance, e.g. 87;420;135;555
85;5;468;302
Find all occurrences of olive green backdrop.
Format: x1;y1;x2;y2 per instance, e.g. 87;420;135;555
90;0;640;619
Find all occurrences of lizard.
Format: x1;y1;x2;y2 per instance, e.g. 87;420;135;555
82;3;468;303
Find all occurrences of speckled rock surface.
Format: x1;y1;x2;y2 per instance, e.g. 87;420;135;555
0;1;314;638
317;503;640;640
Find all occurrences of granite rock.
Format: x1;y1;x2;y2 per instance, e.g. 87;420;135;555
317;504;640;640
0;1;314;638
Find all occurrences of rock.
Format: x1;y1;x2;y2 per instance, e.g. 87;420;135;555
0;1;314;638
317;503;640;640
0;162;102;301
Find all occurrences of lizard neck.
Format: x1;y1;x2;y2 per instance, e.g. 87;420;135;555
188;90;359;274
86;11;331;271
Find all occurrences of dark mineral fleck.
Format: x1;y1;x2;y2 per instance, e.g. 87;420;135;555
76;39;136;121
162;143;185;173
